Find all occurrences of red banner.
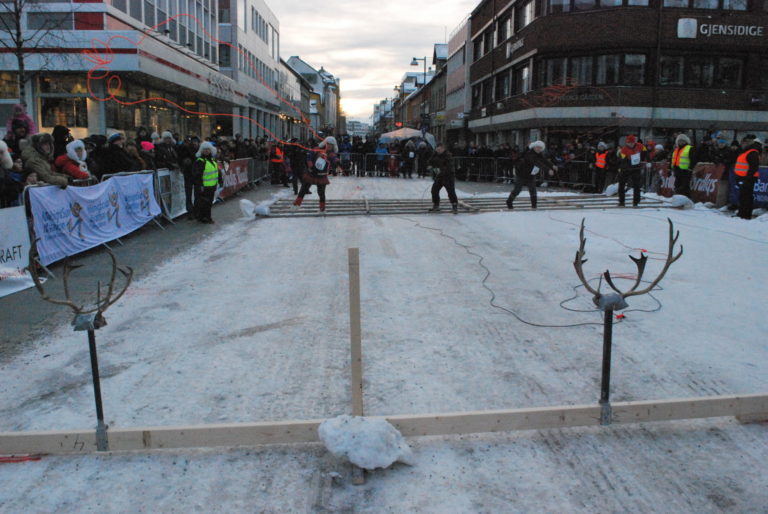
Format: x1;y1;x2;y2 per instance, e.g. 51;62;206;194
655;162;674;198
218;159;250;200
691;163;724;204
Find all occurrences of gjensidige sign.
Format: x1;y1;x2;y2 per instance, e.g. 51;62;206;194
678;18;765;38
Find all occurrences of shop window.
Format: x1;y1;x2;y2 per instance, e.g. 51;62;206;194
574;0;597;10
685;57;714;87
723;0;747;9
549;0;572;14
75;13;103;31
716;58;742;88
0;72;19;99
513;65;530;95
39;75;88;94
623;54;646;85
495;72;510;100
596;55;620;85
27;12;73;30
693;0;718;8
659;56;684;85
40;98;87;129
570;56;593;85
543;57;567;86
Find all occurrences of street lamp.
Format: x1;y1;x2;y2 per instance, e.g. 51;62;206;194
411;57;427;88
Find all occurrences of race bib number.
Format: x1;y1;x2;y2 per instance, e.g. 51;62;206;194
531;166;540;176
315;157;327;171
630;153;641;166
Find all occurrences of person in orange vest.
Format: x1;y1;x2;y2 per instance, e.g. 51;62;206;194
616;135;647;207
734;136;762;220
670;134;695;198
269;141;288;187
590;141;612;193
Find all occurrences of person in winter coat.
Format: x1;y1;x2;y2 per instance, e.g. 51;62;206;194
735;136;762;220
616;134;647;207
52;125;73;160
103;133;142;174
178;136;200;218
428;143;459;214
4;103;37;136
670;133;695;199
154;131;179;170
506;141;556;210
3;118;30;160
54;140;91;181
0;140;22;207
138;141;156;170
135;126;152;144
21;133;69;187
293;136;338;212
402;140;417;179
84;135;108;180
193;141;221;223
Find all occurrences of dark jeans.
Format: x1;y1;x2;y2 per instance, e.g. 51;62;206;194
431;176;457;205
183;173;200;215
508;173;537;208
196;186;216;221
737;178;755;220
673;167;692;198
618;169;642;206
298;182;325;203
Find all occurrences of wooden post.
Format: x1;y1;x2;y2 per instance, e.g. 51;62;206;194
348;248;364;417
348;248;366;484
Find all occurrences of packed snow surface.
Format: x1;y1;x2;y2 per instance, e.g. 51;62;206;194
318;415;414;470
1;177;767;512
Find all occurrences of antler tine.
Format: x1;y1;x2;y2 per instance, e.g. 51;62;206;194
624;252;649;294
27;240;84;313
102;265;133;311
573;218;602;298
603;270;625;295
100;248;119;312
623;218;683;299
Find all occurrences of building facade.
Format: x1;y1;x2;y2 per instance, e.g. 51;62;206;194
286;56;341;135
279;58;311;141
446;17;473;145
467;0;768;147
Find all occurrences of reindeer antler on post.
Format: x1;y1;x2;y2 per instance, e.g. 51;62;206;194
573;218;683;425
28;241;133;451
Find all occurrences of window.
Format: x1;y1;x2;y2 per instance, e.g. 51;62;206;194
482;29;494;55
495;72;510;99
664;0;688;6
75;12;103;31
497;15;510;43
601;0;622;6
237;0;246;31
516;1;535;31
112;0;127;12
0;72;19;99
596;55;620;85
627;0;649;5
481;78;493;105
723;0;747;9
473;38;482;62
41;98;87;128
27;12;73;30
144;1;155;27
623;54;646;85
513;65;530;95
693;0;718;7
549;0;571;14
686;57;714;87
574;0;597;10
130;0;142;20
472;84;482;108
542;57;567;86
571;56;593;85
659;56;683;85
716;58;742;88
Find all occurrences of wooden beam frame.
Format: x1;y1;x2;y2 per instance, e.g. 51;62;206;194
2;394;765;456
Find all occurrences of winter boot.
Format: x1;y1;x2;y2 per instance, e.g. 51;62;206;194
428;203;440;212
293;196;303;207
319;201;326;212
452;203;458;214
506;198;514;210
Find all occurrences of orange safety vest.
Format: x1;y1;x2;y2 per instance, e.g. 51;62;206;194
734;149;759;178
271;147;284;163
595;151;607;169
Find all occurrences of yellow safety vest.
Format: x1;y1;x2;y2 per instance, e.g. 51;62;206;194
200;158;219;187
672;145;691;170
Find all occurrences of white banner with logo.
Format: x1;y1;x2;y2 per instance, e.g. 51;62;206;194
0;206;35;297
29;173;161;266
157;168;188;219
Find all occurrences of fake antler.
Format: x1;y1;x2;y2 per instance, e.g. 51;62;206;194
573;218;683;307
28;241;133;317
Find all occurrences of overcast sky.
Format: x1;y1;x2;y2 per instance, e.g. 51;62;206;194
270;0;479;123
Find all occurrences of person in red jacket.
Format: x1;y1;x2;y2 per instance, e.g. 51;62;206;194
54;140;91;181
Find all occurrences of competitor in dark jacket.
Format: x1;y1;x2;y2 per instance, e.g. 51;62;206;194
428;143;458;213
616;134;648;207
507;141;556;210
292;136;338;212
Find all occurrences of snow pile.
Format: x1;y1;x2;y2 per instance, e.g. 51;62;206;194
668;195;695;209
604;183;619;196
239;198;271;217
318;416;415;470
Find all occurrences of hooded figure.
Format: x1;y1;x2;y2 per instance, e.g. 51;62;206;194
154;131;179;170
671;133;694;198
135;126;152;143
192;141;219;223
22;133;69;186
104;133;142;174
3;118;30;159
54;140;90;180
4;103;38;136
52;125;73;159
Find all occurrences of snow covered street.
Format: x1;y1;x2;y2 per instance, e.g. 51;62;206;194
1;178;767;512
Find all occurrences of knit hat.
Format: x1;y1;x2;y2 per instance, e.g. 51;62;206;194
108;132;124;144
654;144;664;152
625;135;637;144
529;140;546;150
140;141;155;152
161;131;175;143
